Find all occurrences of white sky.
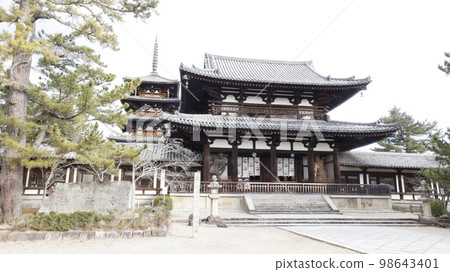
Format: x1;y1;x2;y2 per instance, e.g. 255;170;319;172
100;0;450;131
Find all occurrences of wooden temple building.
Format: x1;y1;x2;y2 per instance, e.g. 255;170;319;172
18;40;443;210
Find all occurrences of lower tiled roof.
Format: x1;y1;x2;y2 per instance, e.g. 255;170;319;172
121;142;202;162
339;151;440;169
156;112;399;135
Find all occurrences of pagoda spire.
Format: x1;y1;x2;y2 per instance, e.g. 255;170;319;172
151;36;158;74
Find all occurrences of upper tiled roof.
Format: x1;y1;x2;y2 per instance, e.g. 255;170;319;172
339;151;440;169
124;73;179;84
180;53;371;87
129;112;399;135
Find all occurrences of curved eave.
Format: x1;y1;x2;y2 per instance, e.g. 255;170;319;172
180;66;371;90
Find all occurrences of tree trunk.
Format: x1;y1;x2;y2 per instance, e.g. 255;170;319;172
0;0;33;217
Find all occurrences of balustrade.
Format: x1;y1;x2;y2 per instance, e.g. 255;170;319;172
168;181;391;196
210;101;328;120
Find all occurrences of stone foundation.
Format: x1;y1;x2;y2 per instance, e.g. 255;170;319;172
328;195;392;210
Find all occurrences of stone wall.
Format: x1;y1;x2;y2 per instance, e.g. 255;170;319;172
171;193;244;211
39;181;133;215
329;195;392;210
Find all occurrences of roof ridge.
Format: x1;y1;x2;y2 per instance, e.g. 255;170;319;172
205;52;313;65
303;62;371;82
341;151;435;157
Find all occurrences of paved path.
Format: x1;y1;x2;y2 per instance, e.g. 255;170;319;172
282;225;450;254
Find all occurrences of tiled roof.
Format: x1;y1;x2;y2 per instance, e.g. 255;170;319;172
139;143;202;162
107;135;164;143
180;53;371;87
123;73;179;84
339;151;440;169
122;96;180;103
151;112;399;135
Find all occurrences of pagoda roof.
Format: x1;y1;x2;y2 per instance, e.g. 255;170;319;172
180;53;371;87
128;112;399;136
123;73;179;84
339;151;439;170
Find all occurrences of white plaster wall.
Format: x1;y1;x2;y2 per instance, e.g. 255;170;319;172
240;140;253;149
314;143;333;152
271;97;291;105
224;95;238;103
276;142;291;151
299;99;312;106
210;139;231;148
255;140;270;150
245;96;265;104
293;142;307;151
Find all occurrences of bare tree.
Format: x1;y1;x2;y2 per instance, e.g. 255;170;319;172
132;139;200;194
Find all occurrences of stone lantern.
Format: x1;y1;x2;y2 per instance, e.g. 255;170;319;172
416;180;433;221
207;175;222;224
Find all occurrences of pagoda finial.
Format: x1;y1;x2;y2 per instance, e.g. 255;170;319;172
152;35;158;74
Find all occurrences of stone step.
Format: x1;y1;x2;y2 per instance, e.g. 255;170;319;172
226;223;424;227
221;217;422;227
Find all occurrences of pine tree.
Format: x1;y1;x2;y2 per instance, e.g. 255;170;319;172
0;0;158;217
422;129;450;208
372;107;438;153
439;52;450;75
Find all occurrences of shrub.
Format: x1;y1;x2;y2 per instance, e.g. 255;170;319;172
14;211;117;231
152;207;170;227
431;200;447;217
153;196;173;210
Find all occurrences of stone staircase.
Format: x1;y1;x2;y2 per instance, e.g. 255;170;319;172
221;217;422;227
248;194;338;214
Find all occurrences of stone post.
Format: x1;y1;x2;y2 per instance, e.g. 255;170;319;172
207;175;222;224
192;171;201;238
417;180;434;223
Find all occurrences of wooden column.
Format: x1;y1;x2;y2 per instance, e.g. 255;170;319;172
202;143;210;181
307;146;315;183
231;142;238;182
397;170;404;200
295;156;303;183
270;144;277;181
333;148;341;183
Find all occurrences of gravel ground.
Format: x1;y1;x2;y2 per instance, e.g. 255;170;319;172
0;223;356;254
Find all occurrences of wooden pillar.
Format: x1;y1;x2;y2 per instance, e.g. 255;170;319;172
295;156;303;183
231;142;238;182
333;148;341;183
307;146;315;183
270;145;277;182
362;168;368;184
397;170;404;200
202;143;211;181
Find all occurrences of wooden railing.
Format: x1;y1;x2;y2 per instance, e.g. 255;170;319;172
210;101;328;120
169;181;392;196
139;92;167;98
